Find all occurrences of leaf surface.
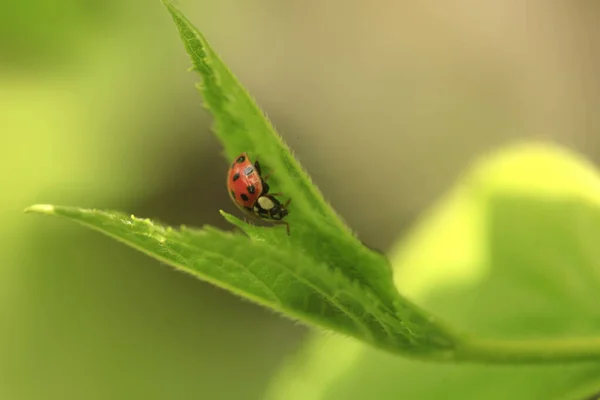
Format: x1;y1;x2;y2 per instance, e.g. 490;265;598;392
25;204;457;357
264;143;600;400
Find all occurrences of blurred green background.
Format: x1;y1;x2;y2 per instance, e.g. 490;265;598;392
2;1;600;399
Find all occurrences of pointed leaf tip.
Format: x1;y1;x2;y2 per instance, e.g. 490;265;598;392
24;204;56;214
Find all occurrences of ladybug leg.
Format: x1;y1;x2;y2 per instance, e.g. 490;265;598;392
262;169;274;182
261;181;270;194
283;221;290;235
268;194;291;207
272;198;291;235
254;159;273;182
270;219;291;235
254;160;263;175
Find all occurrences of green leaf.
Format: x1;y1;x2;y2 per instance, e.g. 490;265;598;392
264;143;600;400
159;0;405;314
25;204;457;357
23;0;463;360
26;3;600;368
160;0;344;232
156;0;464;358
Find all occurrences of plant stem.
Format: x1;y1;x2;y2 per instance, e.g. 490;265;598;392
453;336;600;364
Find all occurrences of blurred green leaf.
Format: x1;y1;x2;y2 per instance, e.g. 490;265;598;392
264;143;600;400
0;0;117;69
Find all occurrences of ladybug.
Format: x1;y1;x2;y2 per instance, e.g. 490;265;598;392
227;152;291;234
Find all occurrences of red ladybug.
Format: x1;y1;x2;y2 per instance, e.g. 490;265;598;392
227;153;291;234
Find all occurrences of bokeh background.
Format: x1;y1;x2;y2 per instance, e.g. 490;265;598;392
2;1;600;399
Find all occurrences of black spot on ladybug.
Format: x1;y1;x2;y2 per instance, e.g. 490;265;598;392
236;155;246;163
240;193;249;201
232;172;240;181
247;184;255;194
230;190;235;198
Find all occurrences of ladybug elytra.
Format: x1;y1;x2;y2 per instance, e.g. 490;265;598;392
227;153;291;234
